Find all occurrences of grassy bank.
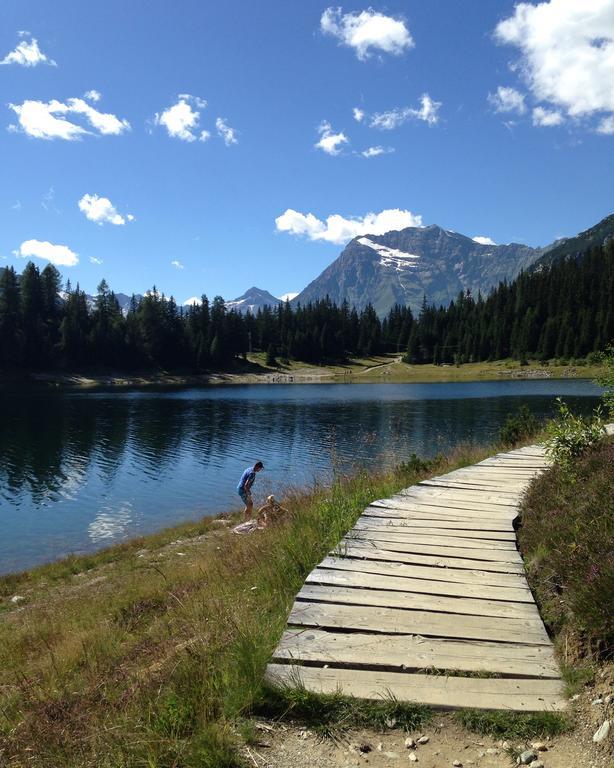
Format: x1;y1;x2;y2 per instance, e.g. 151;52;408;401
518;435;614;685
4;354;606;390
0;444;493;768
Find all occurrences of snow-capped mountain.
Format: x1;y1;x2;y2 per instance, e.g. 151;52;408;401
224;286;282;314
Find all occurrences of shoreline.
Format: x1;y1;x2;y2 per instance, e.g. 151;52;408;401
1;356;605;391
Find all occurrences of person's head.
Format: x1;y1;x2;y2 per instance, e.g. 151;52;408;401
266;494;275;504
254;461;264;472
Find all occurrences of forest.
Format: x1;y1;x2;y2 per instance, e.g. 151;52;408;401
0;240;612;372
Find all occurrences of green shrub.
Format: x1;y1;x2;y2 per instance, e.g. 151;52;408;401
595;343;614;416
499;405;541;446
544;398;604;475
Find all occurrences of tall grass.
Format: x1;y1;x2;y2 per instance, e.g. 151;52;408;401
0;444;492;768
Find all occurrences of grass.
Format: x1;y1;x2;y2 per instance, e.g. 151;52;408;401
0;442;491;768
518;435;614;665
454;709;571;740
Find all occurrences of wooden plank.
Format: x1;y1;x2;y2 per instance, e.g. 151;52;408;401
355;519;517;541
337;544;525;575
397;491;520;508
310;565;531;603
349;525;517;548
342;535;523;563
419;479;524;493
288;602;550;644
266;664;566;712
375;499;519;517
319;556;529;591
298;583;540;621
273;629;561;678
362;509;514;531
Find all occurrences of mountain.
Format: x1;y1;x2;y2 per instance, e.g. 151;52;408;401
225;286;281;314
530;213;614;270
293;224;542;316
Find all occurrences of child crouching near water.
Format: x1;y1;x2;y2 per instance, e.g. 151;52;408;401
232;494;289;535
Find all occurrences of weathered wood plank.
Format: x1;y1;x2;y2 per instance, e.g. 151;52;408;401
362;509;515;531
273;629;560;678
320;556;529;590
298;583;540;621
336;544;525;575
288;601;550;644
342;535;523;563
265;664;566;712
349;525;518;548
310;565;531;603
354;518;517;541
373;499;518;518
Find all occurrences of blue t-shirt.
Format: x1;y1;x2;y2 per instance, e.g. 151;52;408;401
237;467;256;493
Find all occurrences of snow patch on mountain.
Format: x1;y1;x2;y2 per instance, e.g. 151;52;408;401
358;236;420;272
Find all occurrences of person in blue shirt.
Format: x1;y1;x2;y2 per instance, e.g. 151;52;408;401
237;461;264;518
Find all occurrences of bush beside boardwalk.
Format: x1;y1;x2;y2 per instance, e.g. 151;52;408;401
1;429;613;766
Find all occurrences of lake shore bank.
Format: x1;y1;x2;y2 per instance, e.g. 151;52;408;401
2;432;612;767
3;355;606;390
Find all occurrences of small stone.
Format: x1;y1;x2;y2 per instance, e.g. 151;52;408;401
453;761;463;767
570;693;580;701
531;742;547;752
408;753;418;763
528;762;544;768
404;738;416;749
385;717;397;728
377;743;384;752
502;741;510;750
592;698;604;705
358;744;372;754
592;720;610;743
417;736;429;745
383;752;398;759
519;750;537;764
10;595;25;604
605;694;613;704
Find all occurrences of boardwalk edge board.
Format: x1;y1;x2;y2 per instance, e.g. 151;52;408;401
267;441;569;712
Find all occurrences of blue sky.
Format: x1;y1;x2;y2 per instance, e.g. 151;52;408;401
1;1;613;303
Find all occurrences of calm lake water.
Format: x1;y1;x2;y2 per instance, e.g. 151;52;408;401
0;379;603;574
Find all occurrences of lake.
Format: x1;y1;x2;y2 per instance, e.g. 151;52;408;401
0;379;603;575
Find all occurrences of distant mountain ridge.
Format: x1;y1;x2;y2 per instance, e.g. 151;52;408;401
293;224;542;316
530;213;614;270
224;286;282;314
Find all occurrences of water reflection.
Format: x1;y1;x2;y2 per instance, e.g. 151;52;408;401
0;380;602;573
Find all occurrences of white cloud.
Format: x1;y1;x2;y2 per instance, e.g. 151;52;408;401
488;86;526;114
275;208;423;245
353;107;365;122
320;7;413;60
84;89;101;102
90;256;104;265
495;0;614;128
215;117;238;146
8;96;130;140
279;292;298;302
184;296;201;306
315;121;349;155
597;115;614;135
79;193;133;226
154;95;209;142
171;260;184;269
18;239;78;266
361;145;394;158
1;36;56;67
532;106;564;127
472;236;496;245
370;94;441;129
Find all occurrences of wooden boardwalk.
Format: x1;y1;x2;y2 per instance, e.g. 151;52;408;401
266;443;568;712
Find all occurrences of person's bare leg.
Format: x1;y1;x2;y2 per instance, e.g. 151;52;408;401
244;496;253;519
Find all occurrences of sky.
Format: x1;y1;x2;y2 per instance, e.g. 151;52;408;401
1;0;613;304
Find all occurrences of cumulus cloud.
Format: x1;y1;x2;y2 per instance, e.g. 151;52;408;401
90;256;103;265
8;96;130;140
532;106;564;127
315;121;349;155
275;208;423;245
17;239;78;266
78;193;133;226
488;86;526;114
154;95;209;142
1;35;56;67
215;117;238;146
320;7;413;60
370;94;441;129
472;236;496;246
495;0;614;129
361;145;394;158
171;260;184;269
353;107;365;122
597;115;614;135
84;89;101;102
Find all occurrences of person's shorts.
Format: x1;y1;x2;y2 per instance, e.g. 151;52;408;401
238;488;252;505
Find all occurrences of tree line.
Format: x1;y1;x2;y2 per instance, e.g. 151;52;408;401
0;239;612;372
